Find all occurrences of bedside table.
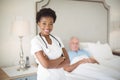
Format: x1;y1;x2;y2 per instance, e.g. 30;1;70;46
0;65;37;80
112;49;120;56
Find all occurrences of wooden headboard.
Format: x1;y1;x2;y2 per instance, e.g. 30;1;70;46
36;0;110;49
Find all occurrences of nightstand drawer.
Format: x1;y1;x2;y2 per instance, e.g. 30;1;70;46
15;74;37;80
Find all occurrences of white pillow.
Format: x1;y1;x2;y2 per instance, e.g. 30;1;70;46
88;43;114;60
79;41;100;51
80;42;95;50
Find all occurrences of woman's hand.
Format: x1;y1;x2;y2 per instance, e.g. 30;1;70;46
61;54;66;61
56;48;70;68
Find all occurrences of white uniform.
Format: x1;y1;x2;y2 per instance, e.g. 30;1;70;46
31;35;66;80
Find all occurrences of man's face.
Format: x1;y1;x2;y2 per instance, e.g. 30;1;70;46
70;38;79;52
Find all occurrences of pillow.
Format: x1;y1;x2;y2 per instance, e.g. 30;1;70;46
88;43;114;60
80;42;95;50
79;41;100;51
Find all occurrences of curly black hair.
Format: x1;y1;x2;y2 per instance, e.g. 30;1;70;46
36;8;56;23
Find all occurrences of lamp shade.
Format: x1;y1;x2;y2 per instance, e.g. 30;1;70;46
12;20;29;36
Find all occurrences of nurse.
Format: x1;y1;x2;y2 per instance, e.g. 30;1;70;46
31;8;70;80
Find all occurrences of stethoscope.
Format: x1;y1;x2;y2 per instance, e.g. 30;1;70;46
39;33;61;50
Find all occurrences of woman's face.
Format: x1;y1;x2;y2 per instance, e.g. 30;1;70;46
38;17;54;36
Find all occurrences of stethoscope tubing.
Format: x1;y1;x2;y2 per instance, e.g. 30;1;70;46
39;33;61;49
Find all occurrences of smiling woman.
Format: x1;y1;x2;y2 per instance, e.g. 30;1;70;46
31;8;70;80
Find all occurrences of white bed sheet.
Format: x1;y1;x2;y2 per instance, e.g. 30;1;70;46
98;55;120;72
65;56;120;80
65;72;98;80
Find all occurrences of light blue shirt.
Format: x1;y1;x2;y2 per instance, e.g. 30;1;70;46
68;49;91;62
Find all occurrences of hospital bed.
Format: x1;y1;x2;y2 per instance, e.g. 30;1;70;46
64;42;120;80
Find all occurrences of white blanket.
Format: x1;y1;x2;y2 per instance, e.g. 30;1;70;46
97;55;120;72
65;56;120;80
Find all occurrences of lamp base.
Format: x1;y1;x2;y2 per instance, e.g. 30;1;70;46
17;67;26;71
17;36;26;71
17;58;26;71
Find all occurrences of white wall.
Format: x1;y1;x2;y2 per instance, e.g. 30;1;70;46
0;0;120;67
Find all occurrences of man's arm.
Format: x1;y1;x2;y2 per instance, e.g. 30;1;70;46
63;58;89;72
64;57;99;72
84;50;99;64
88;57;99;64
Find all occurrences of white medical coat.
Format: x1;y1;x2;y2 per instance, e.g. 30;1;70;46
31;35;66;80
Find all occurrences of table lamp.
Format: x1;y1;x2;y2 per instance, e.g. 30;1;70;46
12;18;29;71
